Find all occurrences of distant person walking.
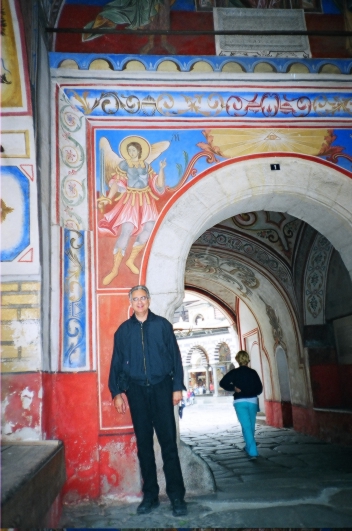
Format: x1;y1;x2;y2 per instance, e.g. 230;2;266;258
219;350;263;460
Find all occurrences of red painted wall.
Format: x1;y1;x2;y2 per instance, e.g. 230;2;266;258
55;9;215;55
292;404;352;445
1;372;42;438
99;433;141;498
264;400;284;428
309;364;343;408
42;372;100;502
339;364;352;408
281;401;293;428
306;14;349;58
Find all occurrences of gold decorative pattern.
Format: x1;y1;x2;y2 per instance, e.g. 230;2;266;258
0;199;14;223
0;0;23;108
198;128;330;158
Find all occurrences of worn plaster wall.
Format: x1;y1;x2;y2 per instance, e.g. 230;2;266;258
1;0;42;442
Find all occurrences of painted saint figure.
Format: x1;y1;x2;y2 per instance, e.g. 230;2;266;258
98;135;170;285
83;0;176;54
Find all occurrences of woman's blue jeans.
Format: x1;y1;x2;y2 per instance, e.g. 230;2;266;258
234;401;258;457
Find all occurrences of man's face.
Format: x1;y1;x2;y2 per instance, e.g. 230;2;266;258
131;289;150;318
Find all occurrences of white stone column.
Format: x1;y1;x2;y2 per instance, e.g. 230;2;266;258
205;365;210;391
183;365;191;389
211;365;219;396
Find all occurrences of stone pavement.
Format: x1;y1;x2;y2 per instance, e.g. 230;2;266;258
60;399;352;528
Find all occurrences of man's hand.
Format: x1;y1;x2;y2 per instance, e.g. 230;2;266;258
113;394;126;414
173;390;182;406
235;386;241;393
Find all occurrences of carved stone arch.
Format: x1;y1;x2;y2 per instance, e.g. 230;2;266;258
145;155;352;408
146;155;352;321
186;345;209;366
214;341;232;364
184;247;299;404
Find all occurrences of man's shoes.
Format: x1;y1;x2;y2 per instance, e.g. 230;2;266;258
248;455;257;460
171;498;187;517
136;496;160;515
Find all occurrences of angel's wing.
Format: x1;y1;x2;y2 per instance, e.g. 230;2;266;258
145;141;170;165
99;137;123;188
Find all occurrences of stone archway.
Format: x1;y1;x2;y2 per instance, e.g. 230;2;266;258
145;154;352;320
145;154;352;428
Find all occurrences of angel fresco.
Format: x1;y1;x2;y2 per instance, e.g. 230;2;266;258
97;135;170;285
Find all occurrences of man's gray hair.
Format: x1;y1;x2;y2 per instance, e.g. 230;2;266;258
129;285;150;301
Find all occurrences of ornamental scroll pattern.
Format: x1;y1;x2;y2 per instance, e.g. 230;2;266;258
59;92;88;231
63;229;88;370
304;234;333;325
231;212;302;264
186;251;259;298
259;295;287;352
66;89;352;120
195;229;297;311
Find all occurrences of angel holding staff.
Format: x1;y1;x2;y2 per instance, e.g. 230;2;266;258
97;135;169;285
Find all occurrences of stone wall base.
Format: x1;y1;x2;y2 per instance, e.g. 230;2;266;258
265;400;352;445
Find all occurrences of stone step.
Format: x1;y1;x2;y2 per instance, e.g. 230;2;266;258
1;440;66;527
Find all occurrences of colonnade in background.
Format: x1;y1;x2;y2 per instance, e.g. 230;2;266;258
183;364;222;396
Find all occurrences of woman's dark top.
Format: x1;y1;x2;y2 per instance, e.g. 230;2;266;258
219;365;263;399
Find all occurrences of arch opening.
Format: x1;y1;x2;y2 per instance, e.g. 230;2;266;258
146;155;352;442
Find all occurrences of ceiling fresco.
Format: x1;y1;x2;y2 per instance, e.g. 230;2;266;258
219;211;303;263
192;216;300;310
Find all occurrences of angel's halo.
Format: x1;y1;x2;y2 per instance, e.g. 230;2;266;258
119;135;151;162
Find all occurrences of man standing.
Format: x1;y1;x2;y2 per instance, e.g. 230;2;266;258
108;285;187;516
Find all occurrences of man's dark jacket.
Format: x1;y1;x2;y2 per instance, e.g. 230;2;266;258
109;310;184;398
219;366;263;399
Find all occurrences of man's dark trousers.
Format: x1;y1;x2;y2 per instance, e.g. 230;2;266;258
126;375;185;501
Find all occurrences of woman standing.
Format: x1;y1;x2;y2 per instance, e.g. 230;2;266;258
219;350;263;460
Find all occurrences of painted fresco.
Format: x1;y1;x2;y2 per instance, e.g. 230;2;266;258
54;0;347;57
55;2;214;54
0;0;39;275
219;211;303;264
92;124;352;290
0;163;39;271
90;121;352;432
94;128;219;288
0;0;42;457
0;0;24;109
198;128;352;172
63;228;89;369
304;233;333;325
0;166;30;262
66;87;352;121
82;0;177;53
